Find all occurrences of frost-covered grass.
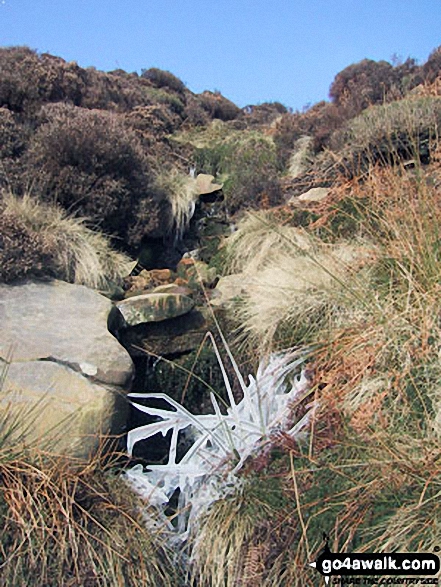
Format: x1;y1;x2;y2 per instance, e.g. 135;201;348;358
125;332;314;541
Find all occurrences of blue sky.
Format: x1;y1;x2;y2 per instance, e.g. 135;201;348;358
1;0;440;110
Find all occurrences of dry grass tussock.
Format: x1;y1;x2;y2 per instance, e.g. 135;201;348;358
0;191;133;289
154;168;199;239
195;164;441;585
0;362;179;586
0;451;179;586
225;209;374;350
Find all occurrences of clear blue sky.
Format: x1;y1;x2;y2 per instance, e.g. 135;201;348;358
1;0;440;110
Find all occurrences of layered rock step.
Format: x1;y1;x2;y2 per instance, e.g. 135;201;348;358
0;280;134;461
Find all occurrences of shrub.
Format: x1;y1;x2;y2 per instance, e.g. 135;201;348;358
183;94;211;126
273;101;344;165
199;91;242;122
0;107;30;188
423;46;441;83
141;67;186;93
329;58;397;116
0;107;28;159
243;101;288;126
0;191;132;289
329;96;441;173
0;199;53;283
0;46;53;113
194;130;282;213
25;104;156;248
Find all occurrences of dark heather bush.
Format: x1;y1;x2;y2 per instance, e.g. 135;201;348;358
25;104;157;248
273;101;344;165
183;94;211;126
0;107;27;159
243;102;288;126
0;205;54;283
199;91;242;121
329;59;397;116
423;46;441;84
0;46;55;113
141;67;186;93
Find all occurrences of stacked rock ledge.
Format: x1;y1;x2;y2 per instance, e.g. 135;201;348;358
0;280;134;461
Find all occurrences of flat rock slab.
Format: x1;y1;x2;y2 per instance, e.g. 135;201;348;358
296;187;330;203
120;309;208;357
195;173;223;195
0;280;134;386
117;292;194;326
1;359;127;460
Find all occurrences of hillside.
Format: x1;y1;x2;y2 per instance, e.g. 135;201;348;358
1;45;441;585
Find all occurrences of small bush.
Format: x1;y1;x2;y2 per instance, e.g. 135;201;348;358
0;46;54;113
194;130;282;213
0;191;132;288
273;101;344;165
141;67;186;93
199;91;242;122
423;46;441;84
0;107;28;159
329;58;397;115
243;101;288;126
0;201;54;283
25;104;156;248
329;96;441;173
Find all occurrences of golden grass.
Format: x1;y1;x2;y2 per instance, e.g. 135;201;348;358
224;208;373;351
154;168;199;238
196;161;441;584
0;449;180;586
1;190;133;290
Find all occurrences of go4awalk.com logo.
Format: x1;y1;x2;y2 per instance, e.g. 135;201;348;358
309;535;440;585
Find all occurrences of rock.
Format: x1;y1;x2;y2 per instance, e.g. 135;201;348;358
1;359;127;460
176;259;218;288
152;283;193;297
121;309;208;357
116;293;194;326
124;268;175;298
0;280;134;386
209;274;249;307
0;279;133;461
296;187;330;203
287;136;314;178
195;173;223;195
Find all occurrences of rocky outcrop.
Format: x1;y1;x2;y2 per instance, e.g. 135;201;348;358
0;280;134;460
296;187;330;203
116;292;194;326
195;173;223;195
287;136;314;178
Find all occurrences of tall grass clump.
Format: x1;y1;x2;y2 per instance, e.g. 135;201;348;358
0;451;180;586
214;161;441;584
0;359;180;586
0;190;132;289
154;168;200;239
330;96;441;174
224;208;373;351
284;164;441;582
